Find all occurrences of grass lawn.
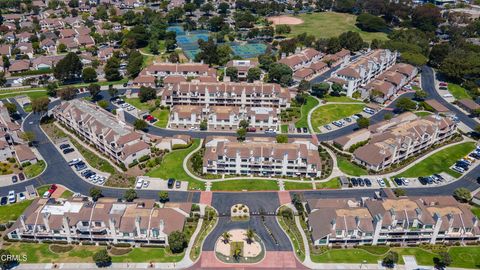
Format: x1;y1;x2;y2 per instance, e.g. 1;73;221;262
24;160;46;178
0;162;14;175
211;179;279;191
316;177;341;189
124;97;152;111
395;142;476;178
277;207;305;261
414;111;433;117
287;12;388;42
311;104;365;132
323;95;361;103
472;206;480;219
449;246;480;269
111;247;184;263
311;248;381;264
69;136;116;174
295;95;319;129
281;124;289;133
36;185;50;196
60;189;74;198
448;83;472;100
146;139;204;190
284;181;314;190
0;90;47;100
151;109;169;128
337;156;367;176
0;200;33;223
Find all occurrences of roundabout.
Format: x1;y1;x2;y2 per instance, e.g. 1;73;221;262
214;229;266;264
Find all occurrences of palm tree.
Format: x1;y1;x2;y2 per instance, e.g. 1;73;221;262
245;228;255;244
222;231;231;244
233;248;242;261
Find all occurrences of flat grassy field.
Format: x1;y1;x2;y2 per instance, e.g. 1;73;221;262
151;109;169;128
395;142;476;178
295;95;319;129
415;111;433;117
0;200;33;223
323;95;361;103
146;139;205;190
316;177;341;189
0;90;47;100
287;12;388;42
337;156;367;176
24;160;46;178
311;104;365;132
284;181;314;190
210;179;279;191
448;83;472;100
124;98;152;111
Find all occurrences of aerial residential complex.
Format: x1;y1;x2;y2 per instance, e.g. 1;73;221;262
307;191;480;246
328;49;417;100
7;197;189;245
334;112;458;171
52;99;151;166
203;136;322;177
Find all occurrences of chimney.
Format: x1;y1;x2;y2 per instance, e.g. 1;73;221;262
109;217;118;244
159;219;165;233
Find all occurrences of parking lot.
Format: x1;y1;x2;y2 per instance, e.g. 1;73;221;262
55;139;110;186
112;98;159;125
319;109;373;133
134;176;188;191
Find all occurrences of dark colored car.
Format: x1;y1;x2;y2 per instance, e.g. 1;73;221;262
168;178;175;188
358;178;365;186
364;178;372;187
12;175;18;183
455;162;469;170
418;177;427;185
63;148;75;154
81;170;93;177
246;127;257;132
59;143;70;149
0;197;7;205
18;173;25;181
394;178;403;186
350;178;358;186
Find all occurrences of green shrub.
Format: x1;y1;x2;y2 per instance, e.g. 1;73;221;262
138;155;150;162
50;244;74;253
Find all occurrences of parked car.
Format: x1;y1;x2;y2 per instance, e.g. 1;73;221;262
143;180;149;188
68;158;82;166
358;178;365;186
363;108;375;114
394;178;403;186
18;173;25;181
63;148;75;154
265;129;277;135
439;87;448;91
135;179;143;189
433;174;444;181
364;178;372;187
377;178;386;187
401;178;410;186
418;177;427;185
344;117;352;123
246;127;256;132
0;196;7;205
324;125;332;131
59;143;70;149
175;180;181;189
350;178;358;186
8;190;15;203
439;82;448;87
11;175;18;183
443;94;453;98
81;170;93;177
18;192;26;201
168;178;175;188
452;166;465;173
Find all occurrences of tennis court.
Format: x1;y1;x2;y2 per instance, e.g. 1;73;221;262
230;43;267;58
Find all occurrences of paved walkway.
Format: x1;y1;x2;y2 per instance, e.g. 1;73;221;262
193;251;305;269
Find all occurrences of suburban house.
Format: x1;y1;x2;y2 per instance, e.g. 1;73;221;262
7;197;190;246
52;99;151;166
225;59;260;81
307;192;480;246
203;136;322;177
352;112;457;171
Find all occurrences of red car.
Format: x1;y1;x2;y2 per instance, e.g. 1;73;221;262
145;115;154;121
48;184;58;194
246;127;256;132
439;82;448;87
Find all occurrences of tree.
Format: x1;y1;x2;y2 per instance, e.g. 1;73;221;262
298;80;311;93
237;128;246;141
149;38;159;55
356;13;388;32
104;56;121;81
46;83;58;97
200;2;214;15
245;228;255;244
98;100;109;109
326;37;342;54
184;2;196;15
127;50;143;78
435;251;452;269
82;67;97;83
123;189;137;202
311;83;330;98
357;117;370;129
429;43;450;68
32;97;50;115
412;4;443;32
267;63;292;87
195;38;219;66
58;87;77;101
393;188;406;197
89;187;102;201
3;102;17;115
395;97;416;112
222;231;231;243
276;134;288;143
108;85;118;98
233;247;242;261
200;120;208;131
2;55;10;70
384;112;393;120
20;131;35;145
87;83;101;99
414;89;427;101
92;249;111;267
246;67;261;82
138;86;157;102
339;31;365;52
275;24;291;35
54;52;83;82
168;51;180;63
292;193;303;213
0;72;6;87
134;119;148;131
226;67;238;82
239;119;249;129
57;43;67;53
168;231;187;253
158;191;169;203
382;251;399;268
453;188;471;203
0;249;17;269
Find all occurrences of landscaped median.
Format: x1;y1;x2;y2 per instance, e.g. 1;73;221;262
394;142;476;178
277;206;305;261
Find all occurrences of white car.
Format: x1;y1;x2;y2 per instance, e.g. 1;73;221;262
8;190;16;203
127;106;135;111
402;178;409;186
135;179;144;189
121;103;129;108
377;178;386;187
42;190;51;199
68;158;82;166
452;166;464;173
143;180;149;188
18;192;26;201
443;94;453;98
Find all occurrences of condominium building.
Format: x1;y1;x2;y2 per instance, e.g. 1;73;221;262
350;112;457;171
168;105;279;131
365;63;418;103
161;81;291;108
225;59;260;81
329;49;398;97
307;192;480;246
7;197;190;245
278;48;334;82
203;136;322;177
52;99;151;166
